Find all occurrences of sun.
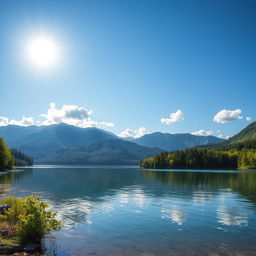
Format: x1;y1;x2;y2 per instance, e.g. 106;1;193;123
25;35;60;69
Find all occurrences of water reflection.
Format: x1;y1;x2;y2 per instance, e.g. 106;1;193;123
217;205;248;226
0;167;255;256
143;169;256;205
161;208;186;225
50;198;93;228
192;190;215;205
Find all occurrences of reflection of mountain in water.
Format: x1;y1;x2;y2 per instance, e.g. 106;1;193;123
2;167;150;227
1;167;256;227
143;170;256;205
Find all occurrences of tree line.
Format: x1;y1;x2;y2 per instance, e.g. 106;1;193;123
11;149;33;166
140;141;256;169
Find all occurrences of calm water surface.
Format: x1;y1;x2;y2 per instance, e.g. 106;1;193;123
0;166;256;256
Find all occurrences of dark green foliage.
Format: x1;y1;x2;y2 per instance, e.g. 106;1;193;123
238;149;256;169
140;149;239;169
11;149;33;166
0;138;14;171
226;121;256;144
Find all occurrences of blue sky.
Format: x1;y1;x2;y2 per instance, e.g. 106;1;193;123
0;0;255;138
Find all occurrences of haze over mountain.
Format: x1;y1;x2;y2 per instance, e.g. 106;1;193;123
134;132;224;151
0;123;224;164
38;139;162;165
0;123;118;159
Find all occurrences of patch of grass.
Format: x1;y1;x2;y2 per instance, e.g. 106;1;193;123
0;197;25;234
0;236;19;246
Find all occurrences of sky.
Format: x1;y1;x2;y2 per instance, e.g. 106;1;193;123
0;0;255;138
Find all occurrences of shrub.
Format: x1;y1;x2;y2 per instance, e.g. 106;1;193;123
0;196;62;246
17;196;62;245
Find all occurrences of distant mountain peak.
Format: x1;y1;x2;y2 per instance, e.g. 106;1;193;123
134;132;224;151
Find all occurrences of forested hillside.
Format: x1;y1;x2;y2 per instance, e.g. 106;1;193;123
38;139;161;165
0;123;118;160
140;148;256;169
11;149;33;166
141;122;256;169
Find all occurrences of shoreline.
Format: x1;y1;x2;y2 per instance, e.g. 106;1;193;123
0;169;26;175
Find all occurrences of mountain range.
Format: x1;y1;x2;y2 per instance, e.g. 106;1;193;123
0;123;224;165
134;132;223;151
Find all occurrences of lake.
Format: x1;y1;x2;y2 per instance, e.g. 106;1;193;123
0;166;256;256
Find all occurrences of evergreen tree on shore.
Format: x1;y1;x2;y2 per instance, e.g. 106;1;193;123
0;137;14;171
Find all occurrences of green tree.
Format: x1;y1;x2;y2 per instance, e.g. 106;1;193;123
0;137;14;171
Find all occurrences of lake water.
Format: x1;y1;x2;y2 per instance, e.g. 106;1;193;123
0;166;256;256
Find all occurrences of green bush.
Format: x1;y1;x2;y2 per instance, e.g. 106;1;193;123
17;196;62;245
0;196;62;245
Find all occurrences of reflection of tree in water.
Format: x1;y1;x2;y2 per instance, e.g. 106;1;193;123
6;167;146;228
0;173;12;195
0;169;33;196
142;170;256;205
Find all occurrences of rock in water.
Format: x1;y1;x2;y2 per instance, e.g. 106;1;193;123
24;243;41;253
0;204;10;214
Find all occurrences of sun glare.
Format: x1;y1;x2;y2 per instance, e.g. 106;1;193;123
25;35;60;69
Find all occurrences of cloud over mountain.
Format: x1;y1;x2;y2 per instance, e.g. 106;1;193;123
0;116;36;126
118;127;148;138
0;103;114;129
191;130;213;136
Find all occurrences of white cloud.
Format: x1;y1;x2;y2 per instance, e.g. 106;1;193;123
40;103;114;128
0;116;9;126
118;127;147;138
191;129;213;136
41;103;92;127
213;109;243;124
217;134;226;139
98;121;114;128
0;116;35;127
161;110;184;124
0;103;114;129
246;116;252;122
